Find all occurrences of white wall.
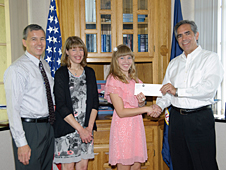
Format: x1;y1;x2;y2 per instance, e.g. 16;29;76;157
0;130;15;170
216;122;226;170
8;0;28;62
27;0;49;30
171;0;194;35
181;0;194;20
8;0;50;62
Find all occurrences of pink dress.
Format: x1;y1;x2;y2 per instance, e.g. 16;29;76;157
104;75;147;165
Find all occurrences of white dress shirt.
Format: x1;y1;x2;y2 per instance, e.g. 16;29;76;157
157;45;224;110
4;51;54;147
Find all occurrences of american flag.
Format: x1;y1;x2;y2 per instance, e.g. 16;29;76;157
45;0;62;77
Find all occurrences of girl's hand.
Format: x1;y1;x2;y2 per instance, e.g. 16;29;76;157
136;92;146;107
136;92;146;103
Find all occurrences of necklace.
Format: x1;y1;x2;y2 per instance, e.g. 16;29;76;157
68;66;83;76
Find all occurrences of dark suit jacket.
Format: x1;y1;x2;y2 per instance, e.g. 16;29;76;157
53;66;99;138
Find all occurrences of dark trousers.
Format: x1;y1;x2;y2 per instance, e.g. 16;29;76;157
12;121;54;170
168;107;218;170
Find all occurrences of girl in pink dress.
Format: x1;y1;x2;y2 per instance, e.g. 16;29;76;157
104;44;154;170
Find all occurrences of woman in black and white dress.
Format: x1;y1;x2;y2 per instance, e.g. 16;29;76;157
53;36;99;170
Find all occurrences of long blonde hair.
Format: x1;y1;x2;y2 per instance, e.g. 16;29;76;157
61;36;88;67
107;44;138;83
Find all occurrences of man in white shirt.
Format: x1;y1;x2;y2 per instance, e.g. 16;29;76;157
4;24;54;170
154;20;223;170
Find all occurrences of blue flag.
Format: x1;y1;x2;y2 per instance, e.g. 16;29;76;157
45;0;62;77
161;0;183;169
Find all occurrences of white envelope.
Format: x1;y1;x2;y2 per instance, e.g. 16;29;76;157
134;83;162;96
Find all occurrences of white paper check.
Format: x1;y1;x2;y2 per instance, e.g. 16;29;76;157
134;83;162;96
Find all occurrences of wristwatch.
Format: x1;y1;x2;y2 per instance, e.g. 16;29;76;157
174;88;178;97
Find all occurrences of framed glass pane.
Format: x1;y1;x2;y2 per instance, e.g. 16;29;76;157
138;0;148;10
123;0;133;30
0;6;6;43
138;15;148;52
0;84;6;105
101;0;111;10
123;34;133;51
86;24;96;29
101;15;111;52
85;0;96;29
123;0;133;13
0;46;7;81
123;23;133;30
86;34;97;52
0;0;4;4
138;34;148;52
138;14;147;23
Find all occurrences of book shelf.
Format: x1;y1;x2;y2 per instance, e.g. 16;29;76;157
83;0;153;58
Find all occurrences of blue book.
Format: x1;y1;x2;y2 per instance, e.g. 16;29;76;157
138;34;141;52
145;34;148;52
123;35;128;45
109;35;111;52
86;35;90;52
103;34;106;52
128;34;133;51
106;35;110;52
140;34;145;52
101;35;104;52
138;15;146;22
90;34;94;52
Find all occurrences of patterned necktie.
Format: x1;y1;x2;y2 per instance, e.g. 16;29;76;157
39;61;55;125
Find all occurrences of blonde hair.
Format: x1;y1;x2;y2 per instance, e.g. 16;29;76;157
107;44;138;83
61;36;88;67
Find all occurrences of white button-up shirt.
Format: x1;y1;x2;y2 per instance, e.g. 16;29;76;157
4;51;54;147
157;46;224;110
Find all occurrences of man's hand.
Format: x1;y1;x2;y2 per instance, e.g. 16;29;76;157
18;145;31;165
148;104;162;118
160;83;177;96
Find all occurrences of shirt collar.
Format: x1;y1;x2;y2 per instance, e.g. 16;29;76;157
181;45;202;60
25;51;43;67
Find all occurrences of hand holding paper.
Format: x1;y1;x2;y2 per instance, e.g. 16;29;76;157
160;83;177;96
134;83;162;96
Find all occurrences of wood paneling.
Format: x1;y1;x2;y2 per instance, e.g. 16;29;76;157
155;0;171;83
136;62;153;84
87;63;104;80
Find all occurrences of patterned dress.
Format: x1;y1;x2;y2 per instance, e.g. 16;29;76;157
104;75;147;165
53;70;94;164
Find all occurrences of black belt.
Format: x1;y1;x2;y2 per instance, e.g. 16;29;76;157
172;105;211;115
21;117;49;123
